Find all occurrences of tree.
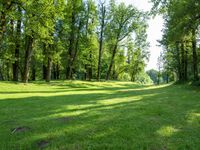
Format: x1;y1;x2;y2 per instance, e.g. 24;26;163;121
151;0;200;82
105;2;144;80
97;0;106;81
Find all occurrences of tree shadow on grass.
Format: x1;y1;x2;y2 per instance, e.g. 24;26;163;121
0;84;199;149
0;81;148;95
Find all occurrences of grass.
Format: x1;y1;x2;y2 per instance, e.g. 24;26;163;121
0;81;200;149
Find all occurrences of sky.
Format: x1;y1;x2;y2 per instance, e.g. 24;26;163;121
117;0;164;70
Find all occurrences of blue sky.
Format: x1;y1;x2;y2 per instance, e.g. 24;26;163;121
117;0;164;70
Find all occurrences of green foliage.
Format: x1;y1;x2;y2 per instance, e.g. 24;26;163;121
146;69;159;84
118;72;131;81
151;0;200;82
0;0;149;82
135;72;153;84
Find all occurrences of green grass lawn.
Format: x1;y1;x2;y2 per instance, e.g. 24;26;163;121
0;81;200;149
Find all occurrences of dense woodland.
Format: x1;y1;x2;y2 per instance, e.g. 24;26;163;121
151;0;200;83
0;0;150;83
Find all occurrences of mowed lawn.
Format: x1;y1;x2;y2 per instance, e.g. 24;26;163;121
0;81;200;149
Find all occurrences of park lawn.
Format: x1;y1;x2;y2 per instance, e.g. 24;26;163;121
0;81;200;149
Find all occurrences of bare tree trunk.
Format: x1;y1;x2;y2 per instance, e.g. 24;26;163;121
0;12;6;51
66;2;76;80
42;44;47;80
88;61;92;80
6;62;10;81
56;63;60;79
31;67;36;81
185;44;188;81
97;5;106;81
84;65;87;80
13;7;22;81
106;44;118;80
70;20;82;79
22;35;34;83
31;57;36;81
43;65;47;80
176;42;182;81
192;29;199;81
53;63;56;80
181;42;185;81
0;68;4;80
0;1;13;52
46;57;52;82
88;52;93;81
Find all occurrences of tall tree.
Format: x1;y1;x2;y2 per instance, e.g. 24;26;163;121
97;0;106;81
106;2;143;80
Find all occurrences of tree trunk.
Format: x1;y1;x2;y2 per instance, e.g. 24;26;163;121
66;2;76;80
43;65;47;80
46;57;52;82
0;11;6;51
192;29;199;81
88;52;92;81
70;20;82;80
106;43;118;80
166;73;169;83
131;72;135;82
185;45;188;81
0;68;4;80
84;65;87;80
13;7;21;81
31;57;36;81
6;62;10;81
88;63;92;80
0;1;13;52
53;63;56;80
97;5;106;81
181;42;185;81
176;42;182;81
42;44;47;80
56;63;60;79
22;35;34;83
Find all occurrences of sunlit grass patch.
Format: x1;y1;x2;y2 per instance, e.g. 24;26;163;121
157;126;179;137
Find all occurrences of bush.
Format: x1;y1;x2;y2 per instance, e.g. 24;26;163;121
135;72;153;85
118;73;131;81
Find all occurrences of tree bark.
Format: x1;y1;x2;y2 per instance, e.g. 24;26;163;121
43;65;47;80
0;1;13;52
13;7;22;81
53;63;56;80
0;68;4;80
6;62;10;81
66;2;76;80
22;35;34;83
97;5;106;81
56;63;60;79
176;42;182;81
192;29;199;81
181;42;185;81
185;44;188;81
0;12;6;51
46;56;52;82
31;57;36;81
106;43;118;80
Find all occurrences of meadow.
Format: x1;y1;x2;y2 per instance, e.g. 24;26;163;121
0;81;200;149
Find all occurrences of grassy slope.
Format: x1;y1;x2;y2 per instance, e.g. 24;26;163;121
0;81;200;149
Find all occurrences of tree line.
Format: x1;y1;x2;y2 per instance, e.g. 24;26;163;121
0;0;149;83
151;0;200;83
